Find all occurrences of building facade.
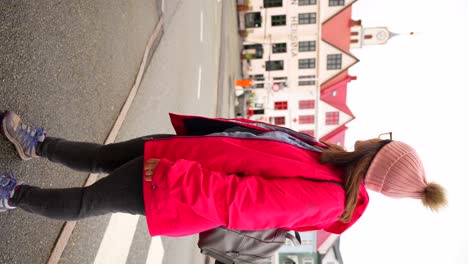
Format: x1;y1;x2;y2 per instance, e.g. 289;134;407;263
238;0;392;145
273;231;342;264
276;231;317;264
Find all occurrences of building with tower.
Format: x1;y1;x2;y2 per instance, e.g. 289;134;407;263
237;0;394;146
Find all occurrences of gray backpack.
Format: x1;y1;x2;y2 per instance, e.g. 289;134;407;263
197;179;344;264
198;227;301;264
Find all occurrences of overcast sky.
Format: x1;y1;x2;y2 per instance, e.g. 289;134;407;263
341;0;468;263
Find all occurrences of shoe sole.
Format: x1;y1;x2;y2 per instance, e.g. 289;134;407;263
2;115;32;161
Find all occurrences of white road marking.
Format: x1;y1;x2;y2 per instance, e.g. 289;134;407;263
200;11;204;42
145;237;164;264
94;214;140;264
198;66;202;99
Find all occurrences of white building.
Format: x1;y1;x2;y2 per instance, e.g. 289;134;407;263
272;230;342;264
238;0;393;145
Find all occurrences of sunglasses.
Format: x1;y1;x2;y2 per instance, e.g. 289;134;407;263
378;132;393;140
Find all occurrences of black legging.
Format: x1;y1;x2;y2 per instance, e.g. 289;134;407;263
9;134;174;220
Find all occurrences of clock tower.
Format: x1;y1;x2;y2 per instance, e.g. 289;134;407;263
362;27;393;45
350;21;404;49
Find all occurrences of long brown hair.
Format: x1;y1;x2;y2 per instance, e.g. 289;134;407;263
318;139;392;223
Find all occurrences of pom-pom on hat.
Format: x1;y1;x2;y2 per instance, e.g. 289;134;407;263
365;141;447;211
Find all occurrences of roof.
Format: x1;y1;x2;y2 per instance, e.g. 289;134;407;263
320;2;360;89
319;75;356;143
320;124;348;144
316;231;344;264
320;75;357;117
319;3;359;144
317;230;340;255
317;230;332;248
322;5;355;52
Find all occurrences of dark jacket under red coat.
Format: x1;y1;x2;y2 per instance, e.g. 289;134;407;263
142;113;369;237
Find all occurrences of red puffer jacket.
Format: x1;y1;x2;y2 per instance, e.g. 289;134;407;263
142;113;369;237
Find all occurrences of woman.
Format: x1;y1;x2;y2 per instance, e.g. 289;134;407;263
0;111;446;237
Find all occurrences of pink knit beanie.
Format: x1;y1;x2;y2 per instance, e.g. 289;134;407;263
365;141;447;211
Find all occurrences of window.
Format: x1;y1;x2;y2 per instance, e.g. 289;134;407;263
299;80;315;86
327;54;342;70
271;15;286;26
299;41;316;52
244;44;264;59
264;0;282;8
250;74;265;81
326;112;339;125
270;116;285;125
303;257;314;264
299;80;314;86
253;109;265;115
273;76;288;80
300;130;315;137
266;60;284;71
299;0;317;5
274;101;288;110
272;43;287;53
245;12;262;28
329;0;345;6
299;75;315;79
299;115;315;124
273;82;288;90
298;13;316;24
299;58;316;69
299;100;315;109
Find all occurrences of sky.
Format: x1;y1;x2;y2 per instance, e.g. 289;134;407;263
341;0;468;263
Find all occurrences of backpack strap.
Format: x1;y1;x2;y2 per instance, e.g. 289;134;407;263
285;231;302;246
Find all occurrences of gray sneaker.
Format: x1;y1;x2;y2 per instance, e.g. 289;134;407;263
1;111;46;160
0;171;23;211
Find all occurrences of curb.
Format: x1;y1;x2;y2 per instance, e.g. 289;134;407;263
215;0;226;118
46;15;165;264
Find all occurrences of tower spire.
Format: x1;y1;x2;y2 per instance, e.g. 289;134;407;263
390;31;419;38
350;26;416;49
